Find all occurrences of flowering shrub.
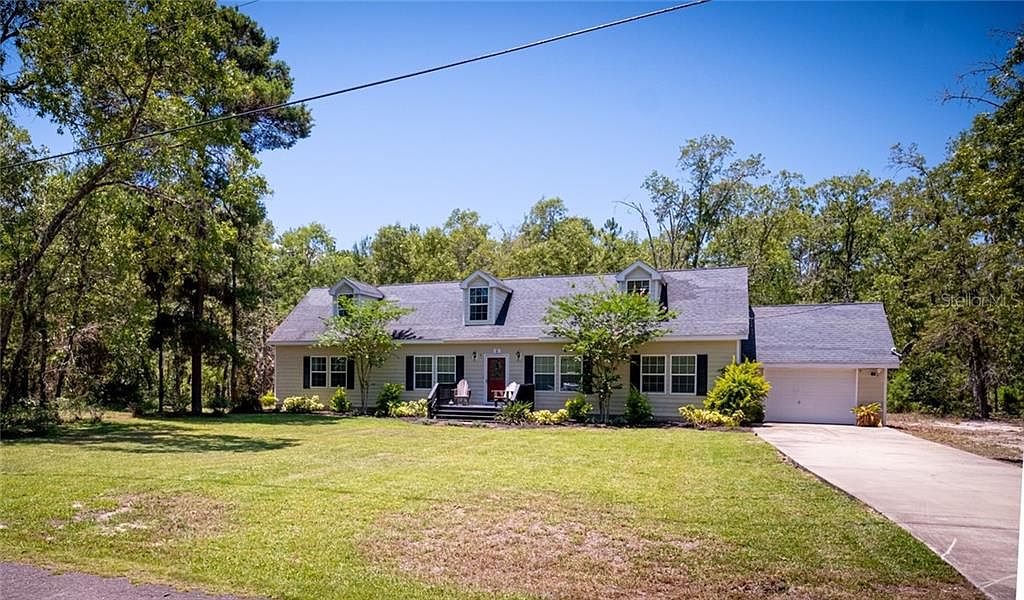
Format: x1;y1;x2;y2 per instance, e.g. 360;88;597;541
678;405;744;428
390;399;428;418
530;409;569;425
283;396;324;413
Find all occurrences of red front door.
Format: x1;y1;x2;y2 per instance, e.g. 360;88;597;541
487;357;506;399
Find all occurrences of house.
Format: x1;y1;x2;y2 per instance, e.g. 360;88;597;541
268;261;899;424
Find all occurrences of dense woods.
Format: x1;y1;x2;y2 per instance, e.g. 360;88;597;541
1;1;1021;426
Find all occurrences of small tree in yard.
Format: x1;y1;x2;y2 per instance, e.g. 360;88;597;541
318;297;413;414
544;289;675;423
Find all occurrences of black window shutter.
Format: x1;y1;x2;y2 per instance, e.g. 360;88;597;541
629;355;641;391
696;354;709;395
302;356;310;389
346;359;356;390
524;355;534;384
455;355;465;381
582;357;593;394
405;355;414;391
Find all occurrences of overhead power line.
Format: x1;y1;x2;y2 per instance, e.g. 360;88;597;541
0;0;260;80
7;0;711;169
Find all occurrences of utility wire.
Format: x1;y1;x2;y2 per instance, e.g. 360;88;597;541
0;0;260;79
6;0;711;169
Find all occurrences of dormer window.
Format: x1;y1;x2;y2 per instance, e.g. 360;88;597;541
469;287;489;321
460;270;511;326
626;280;651;296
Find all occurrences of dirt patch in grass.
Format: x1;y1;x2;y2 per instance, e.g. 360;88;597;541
362;493;719;600
888;413;1022;464
51;492;230;543
362;492;985;600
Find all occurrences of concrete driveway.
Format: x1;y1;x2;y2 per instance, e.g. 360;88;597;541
756;423;1021;600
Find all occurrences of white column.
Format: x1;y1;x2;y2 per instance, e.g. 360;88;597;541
881;368;888;427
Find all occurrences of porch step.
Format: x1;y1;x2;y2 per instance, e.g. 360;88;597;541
433;404;501;421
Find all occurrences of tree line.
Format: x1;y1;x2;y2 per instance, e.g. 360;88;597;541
1;1;1020;423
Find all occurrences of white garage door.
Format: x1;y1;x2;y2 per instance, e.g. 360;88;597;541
763;368;856;424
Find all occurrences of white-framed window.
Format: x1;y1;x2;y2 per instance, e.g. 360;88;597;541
310;356;327;387
330;357;347;388
436;355;456;384
533;355;555;391
670;354;697;395
469;287;489;321
413;356;434;390
626;279;651;296
640;355;666;394
559;355;582;392
336;293;354;316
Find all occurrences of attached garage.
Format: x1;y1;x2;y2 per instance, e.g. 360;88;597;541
749;304;900;425
763;367;857;425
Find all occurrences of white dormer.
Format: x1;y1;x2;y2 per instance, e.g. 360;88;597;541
459;270;512;325
615;260;664;301
329;278;384;316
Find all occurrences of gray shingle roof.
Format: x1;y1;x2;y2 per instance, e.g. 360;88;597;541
268;267;751;344
750;303;900;367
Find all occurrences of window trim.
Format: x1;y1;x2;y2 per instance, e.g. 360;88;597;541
639;354;667;395
626;279;652;296
436;355;457;385
309;355;328;388
558;355;582;392
411;355;434;390
533;354;556;392
329;356;347;388
468;286;489;322
669;354;697;396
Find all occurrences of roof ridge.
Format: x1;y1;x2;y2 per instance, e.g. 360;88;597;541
754;302;884;308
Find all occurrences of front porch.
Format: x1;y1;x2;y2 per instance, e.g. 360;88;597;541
427;381;536;420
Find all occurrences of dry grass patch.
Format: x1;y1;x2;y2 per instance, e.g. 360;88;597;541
888;413;1022;464
362;493;729;600
50;492;230;544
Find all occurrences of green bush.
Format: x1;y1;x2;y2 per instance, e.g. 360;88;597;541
390;399;428;418
678;405;744;428
563;394;592;423
496;401;534;424
331;388;351;413
705;360;769;425
259;392;278;410
375;383;404;417
282;396;324;413
624;387;653;425
530;408;569;425
1;399;60;437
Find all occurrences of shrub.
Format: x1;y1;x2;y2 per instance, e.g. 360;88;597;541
260;392;278;410
390;399;428;418
705;360;769;425
0;399;60;437
375;383;404;417
678;405;744;428
496;401;534;424
282;396;324;413
624;387;653;426
331;388;351;413
530;408;569;425
852;402;881;427
563;394;592;423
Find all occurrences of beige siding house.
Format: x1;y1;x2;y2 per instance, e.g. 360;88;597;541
269;261;900;423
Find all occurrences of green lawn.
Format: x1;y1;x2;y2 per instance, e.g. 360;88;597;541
0;414;978;599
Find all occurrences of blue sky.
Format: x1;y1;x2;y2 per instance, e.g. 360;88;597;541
17;2;1024;247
